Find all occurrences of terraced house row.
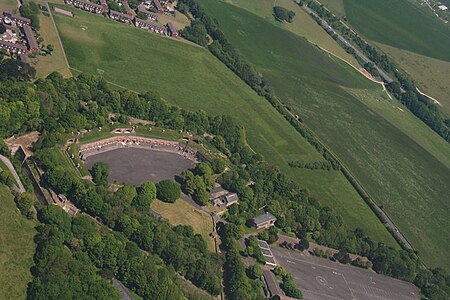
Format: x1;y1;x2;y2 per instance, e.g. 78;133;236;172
63;0;178;37
0;12;39;59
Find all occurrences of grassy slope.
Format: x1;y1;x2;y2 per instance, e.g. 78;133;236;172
0;0;18;13
225;0;359;66
151;199;215;252
198;0;450;269
319;0;345;17
0;185;36;300
30;1;72;78
343;0;450;62
375;42;450;115
52;4;397;246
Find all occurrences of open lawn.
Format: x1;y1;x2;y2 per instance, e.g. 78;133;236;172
225;0;359;66
0;0;18;13
0;185;36;300
52;3;397;247
151;199;215;252
198;0;450;269
342;0;450;62
375;42;450;115
30;1;71;78
318;0;345;17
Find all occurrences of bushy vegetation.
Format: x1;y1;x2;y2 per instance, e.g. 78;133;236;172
156;179;181;203
273;6;295;23
273;266;302;298
19;1;40;30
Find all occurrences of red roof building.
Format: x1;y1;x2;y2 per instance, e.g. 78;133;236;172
134;18;165;35
109;10;133;23
65;0;106;13
3;12;31;27
0;39;27;54
152;0;163;13
137;4;158;21
166;22;178;38
23;24;38;52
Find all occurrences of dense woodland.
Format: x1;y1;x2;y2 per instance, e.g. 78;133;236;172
0;18;449;300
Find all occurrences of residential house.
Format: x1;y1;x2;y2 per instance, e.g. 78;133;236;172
223;193;239;207
65;0;106;14
134;18;165;34
0;39;27;54
109;10;133;23
153;0;163;13
166;21;178;37
23;24;38;51
250;213;277;229
137;4;158;21
3;12;31;27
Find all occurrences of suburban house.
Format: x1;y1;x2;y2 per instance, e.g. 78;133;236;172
65;0;106;14
122;1;134;16
210;186;229;199
250;213;277;229
137;5;158;22
23;24;38;51
224;193;239;207
134;18;165;34
0;39;27;54
153;0;164;13
109;10;133;23
3;12;31;27
166;21;178;37
100;0;108;10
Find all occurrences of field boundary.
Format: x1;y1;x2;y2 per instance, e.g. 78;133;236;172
47;2;72;76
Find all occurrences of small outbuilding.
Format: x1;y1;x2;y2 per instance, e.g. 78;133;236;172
224;193;239;207
250;212;277;229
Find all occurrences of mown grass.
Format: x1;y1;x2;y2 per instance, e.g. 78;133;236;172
318;0;345;17
198;0;450;269
52;3;398;246
30;1;72;78
343;0;450;62
0;0;18;13
151;199;215;252
0;185;36;300
225;0;359;66
375;42;450;116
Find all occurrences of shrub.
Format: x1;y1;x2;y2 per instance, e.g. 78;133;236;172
156;179;181;203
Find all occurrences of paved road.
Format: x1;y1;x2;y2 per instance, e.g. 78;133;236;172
112;279;135;300
302;4;404;92
0;154;25;193
271;247;419;300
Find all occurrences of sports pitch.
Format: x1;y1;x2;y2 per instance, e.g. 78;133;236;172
271;247;419;300
84;147;195;185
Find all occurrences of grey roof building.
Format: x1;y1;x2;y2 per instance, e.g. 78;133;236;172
250;212;277;229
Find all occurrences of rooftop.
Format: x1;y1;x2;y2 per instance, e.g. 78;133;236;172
252;212;277;225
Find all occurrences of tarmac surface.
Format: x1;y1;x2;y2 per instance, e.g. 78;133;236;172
271;247;419;300
84;147;195;185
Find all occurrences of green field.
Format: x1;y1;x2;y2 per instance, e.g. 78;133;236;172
51;7;396;246
225;0;359;66
0;185;36;300
342;0;450;62
51;4;398;246
198;0;450;269
151;199;215;252
375;42;450;115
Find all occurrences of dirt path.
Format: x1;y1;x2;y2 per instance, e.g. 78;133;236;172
0;154;25;193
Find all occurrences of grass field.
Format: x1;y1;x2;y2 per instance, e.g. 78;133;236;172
198;0;450;269
151;199;215;252
52;3;398;246
0;0;18;13
29;1;72;78
0;185;36;300
225;0;359;66
375;42;450;115
319;0;345;17
342;0;450;62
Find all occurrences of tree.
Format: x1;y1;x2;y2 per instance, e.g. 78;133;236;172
46;44;54;53
19;1;40;30
156;179;181;203
273;6;295;22
136;11;148;20
298;238;309;251
133;181;156;211
193;188;209;206
38;205;72;241
91;162;109;186
15;192;35;219
247;264;263;279
211;158;226;174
